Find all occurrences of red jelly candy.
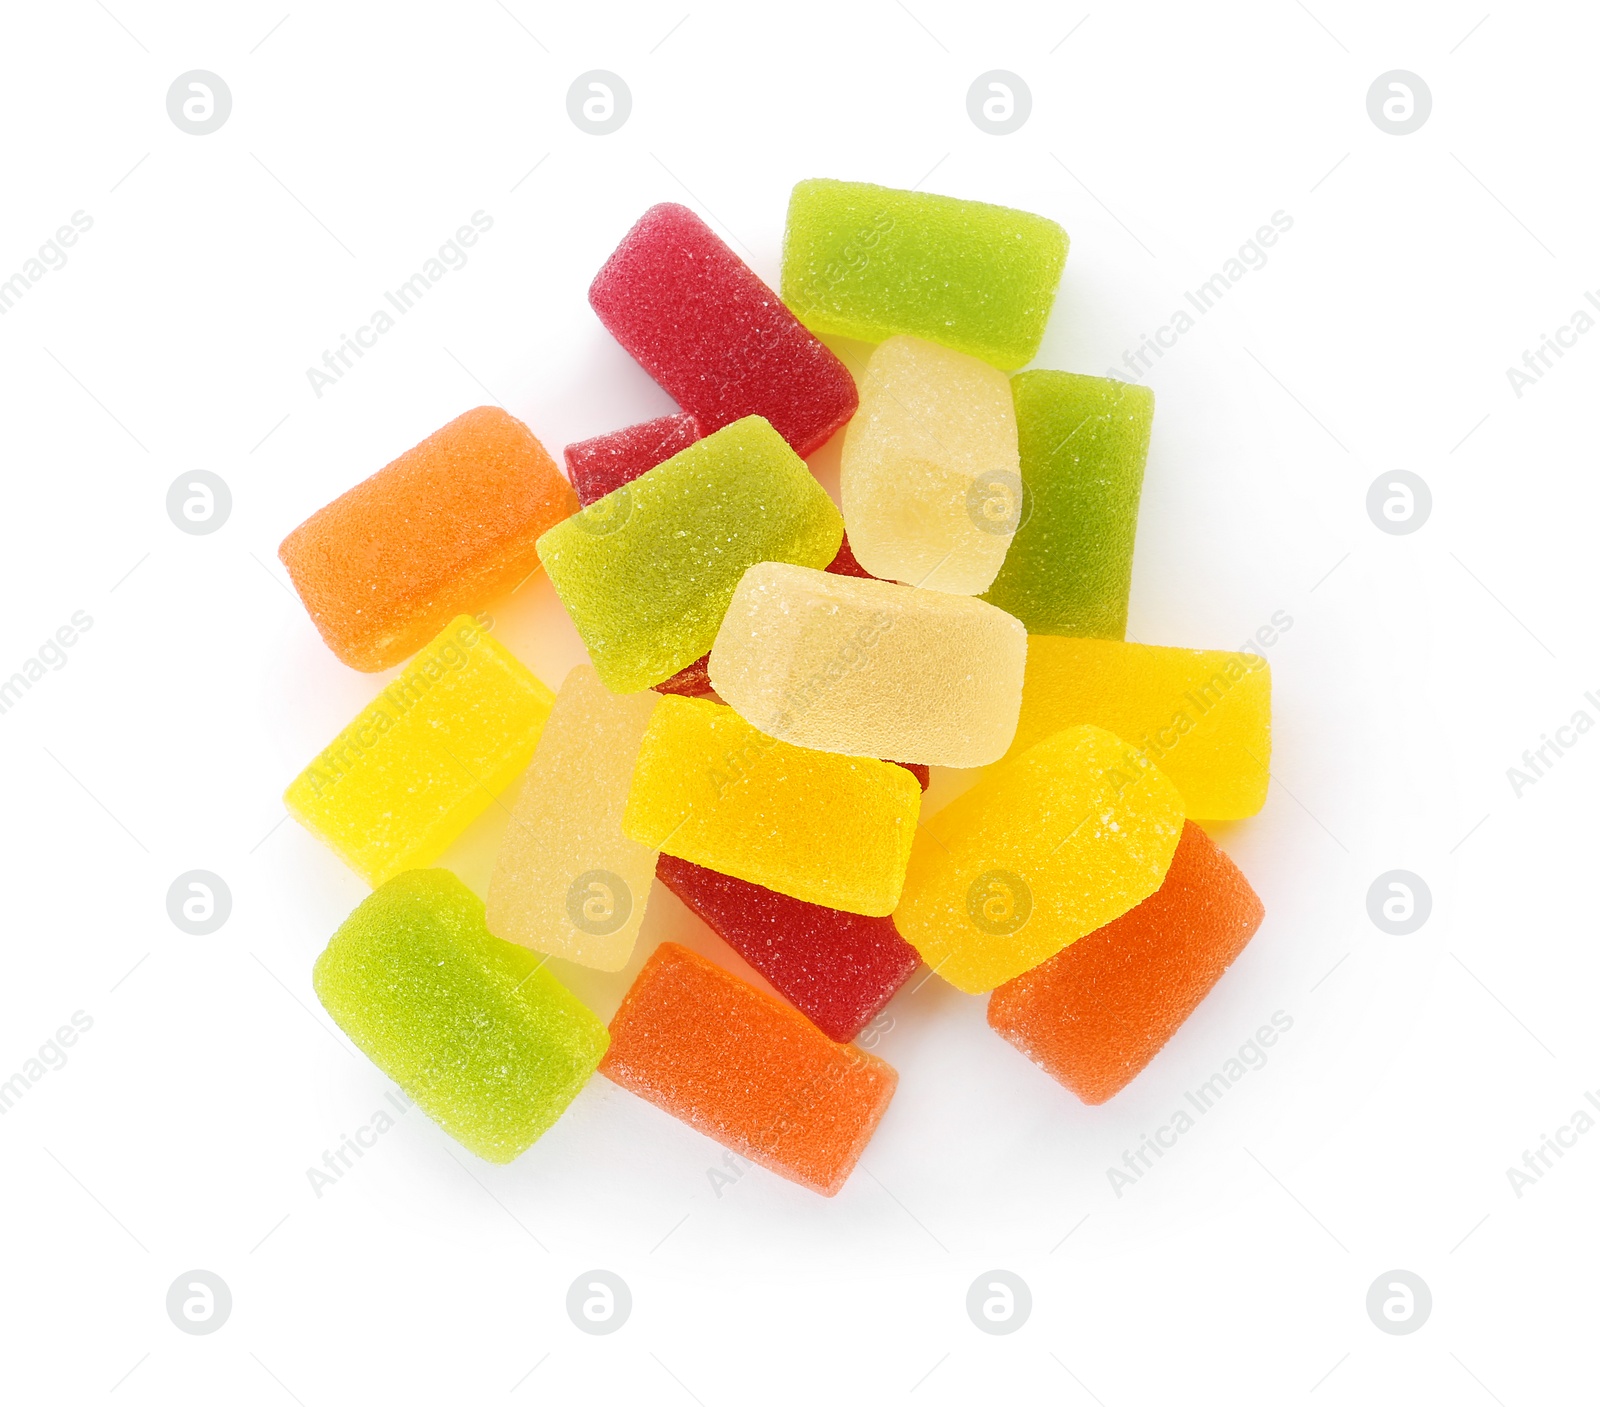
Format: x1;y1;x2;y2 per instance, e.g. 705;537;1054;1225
987;821;1266;1104
653;654;716;700
589;203;858;458
826;533;877;579
563;412;701;508
656;854;921;1043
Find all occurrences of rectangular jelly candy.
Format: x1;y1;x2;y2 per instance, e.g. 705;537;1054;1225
537;416;843;693
590;203;858;457
285;616;553;886
1008;636;1271;819
313;869;609;1162
894;724;1184;993
708;562;1027;768
623;695;921;916
981;372;1155;639
988;822;1265;1103
564;413;700;508
656;854;921;1043
781;178;1068;371
840;335;1020;595
486;666;659;971
600;942;897;1195
279;406;577;672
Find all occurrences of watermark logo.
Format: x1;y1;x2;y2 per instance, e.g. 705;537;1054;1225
1508;697;1600;797
1107;212;1295;382
1107;1011;1294;1197
566;871;632;936
167;72;232;136
966;470;1027;535
967;72;1031;135
0;211;94;317
305;1089;413;1197
1365;471;1430;535
572;486;633;536
167;1270;232;1334
0;1011;94;1115
306;212;495;398
167;871;231;935
1366;1270;1430;1334
0;610;95;718
966;1271;1031;1334
567;1271;631;1334
1366;871;1430;936
167;472;232;535
967;870;1032;936
1366;72;1431;136
568;72;630;135
1506;1089;1600;1197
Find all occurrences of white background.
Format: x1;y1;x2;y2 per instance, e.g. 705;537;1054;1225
1;1;1595;1402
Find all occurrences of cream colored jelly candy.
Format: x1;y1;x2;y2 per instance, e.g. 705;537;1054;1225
839;335;1020;595
894;724;1185;993
485;666;659;971
537;415;843;693
708;563;1027;768
285;616;553;886
623;696;922;916
1007;636;1271;819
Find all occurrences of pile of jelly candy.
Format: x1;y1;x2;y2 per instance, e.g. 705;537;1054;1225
282;179;1271;1195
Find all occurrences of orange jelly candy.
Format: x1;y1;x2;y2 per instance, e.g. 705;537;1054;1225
987;821;1265;1104
600;943;898;1195
280;406;578;671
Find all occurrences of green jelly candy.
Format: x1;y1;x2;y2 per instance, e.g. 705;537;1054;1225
537;415;843;693
780;179;1068;371
982;371;1154;639
312;869;609;1163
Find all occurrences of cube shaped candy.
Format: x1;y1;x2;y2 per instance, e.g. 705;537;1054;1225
537;416;842;693
314;870;609;1163
280;407;577;672
894;724;1185;993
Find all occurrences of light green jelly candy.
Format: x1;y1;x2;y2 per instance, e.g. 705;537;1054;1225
780;179;1068;371
312;869;609;1163
537;415;842;693
982;371;1155;639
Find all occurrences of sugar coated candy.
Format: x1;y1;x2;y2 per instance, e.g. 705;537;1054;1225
894;724;1185;993
988;821;1265;1103
485;666;659;971
1008;636;1271;819
840;335;1021;595
564;413;701;507
656;854;921;1043
280;406;577;672
780;178;1068;370
538;416;843;693
314;869;609;1163
285;616;553;886
600;942;897;1194
709;563;1027;767
653;654;718;700
590;203;858;457
981;372;1155;639
623;695;921;916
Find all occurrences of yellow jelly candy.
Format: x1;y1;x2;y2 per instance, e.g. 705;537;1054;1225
894;724;1185;993
285;616;553;886
623;695;922;916
1007;636;1271;819
486;666;660;971
840;335;1020;596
